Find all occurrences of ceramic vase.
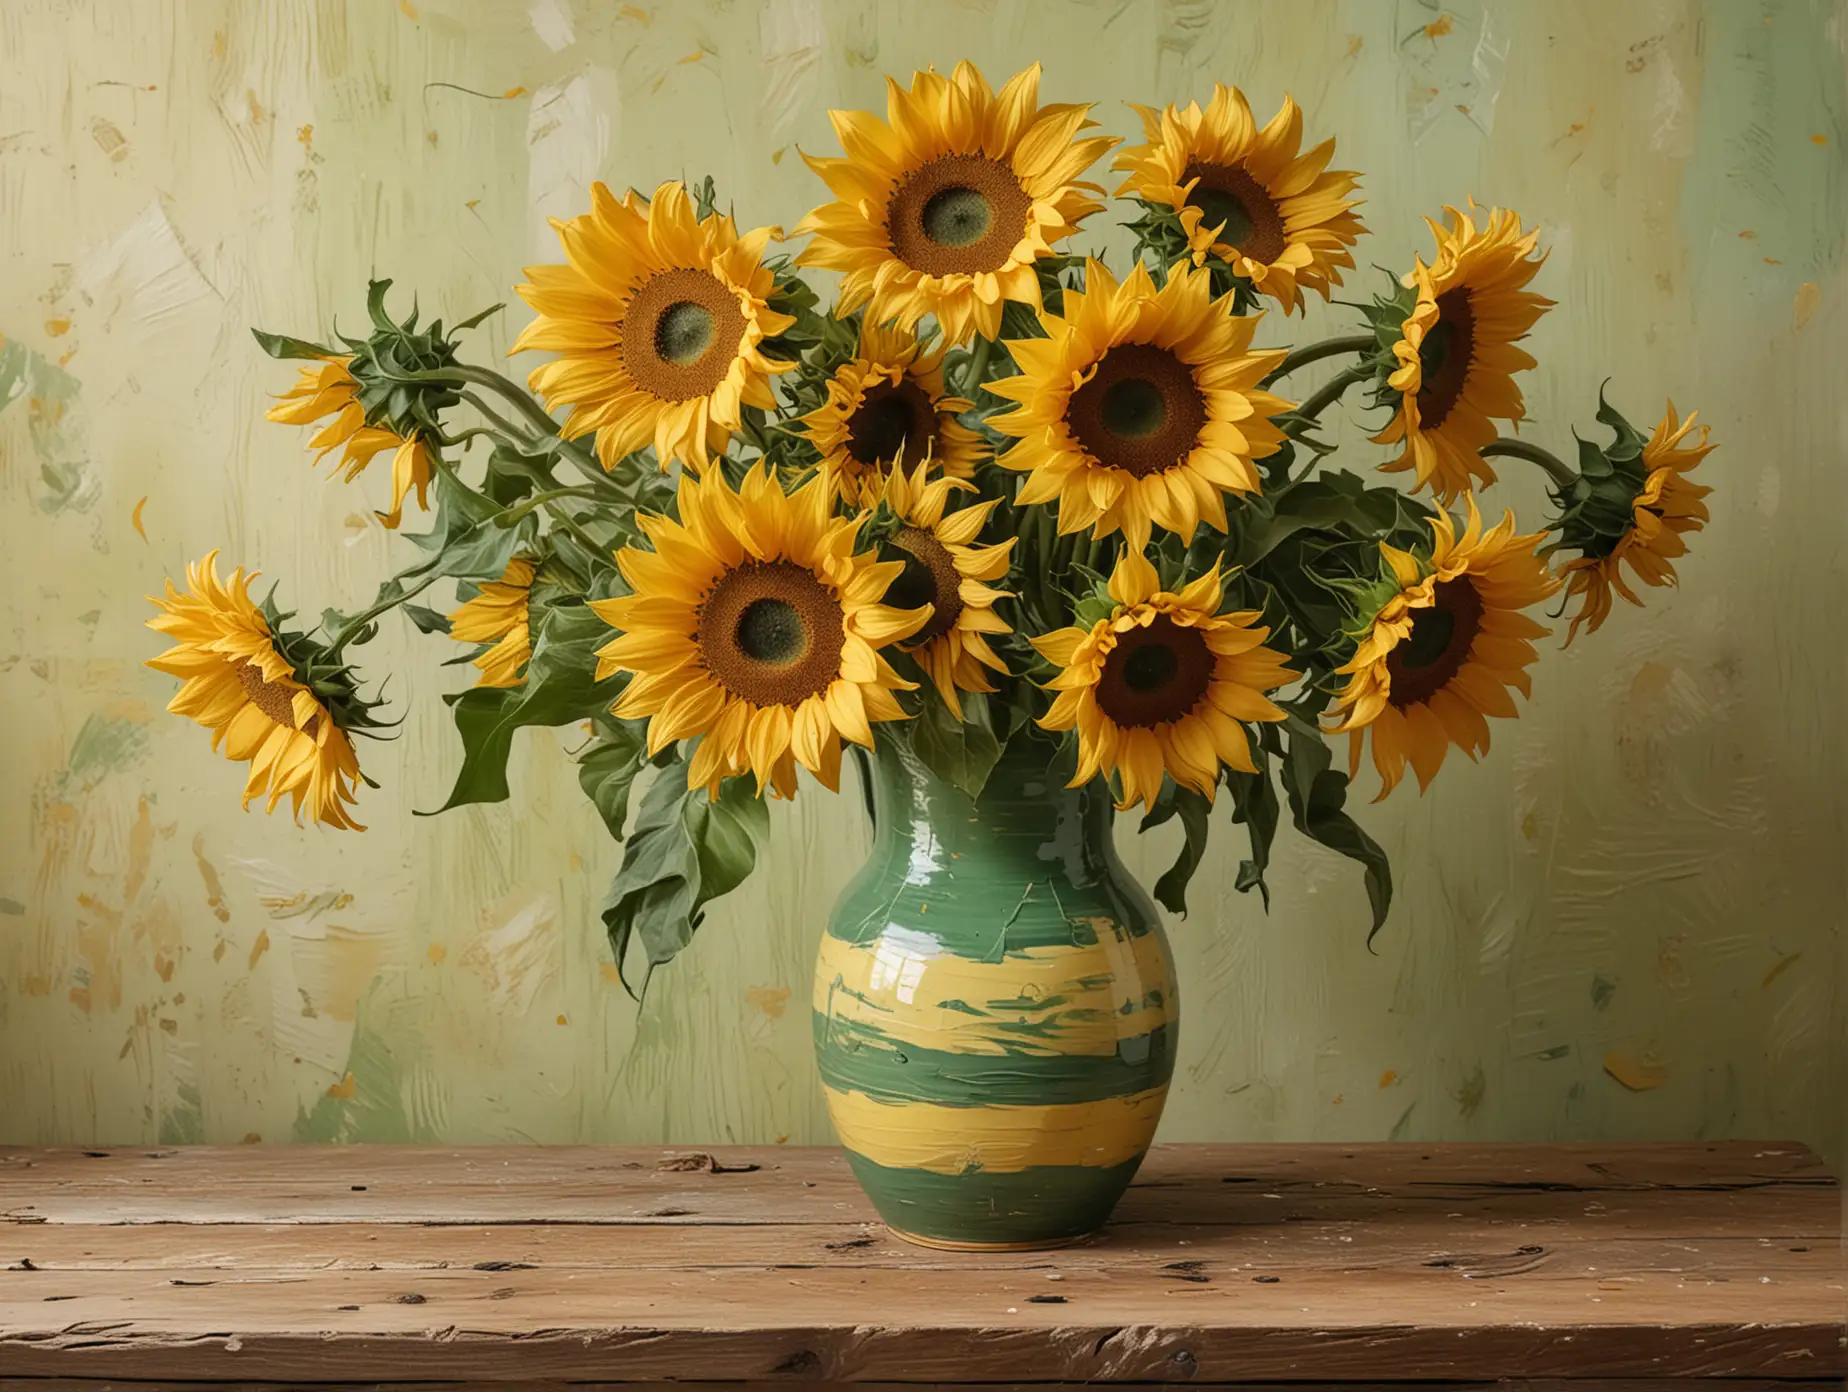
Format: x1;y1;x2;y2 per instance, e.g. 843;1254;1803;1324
813;735;1176;1249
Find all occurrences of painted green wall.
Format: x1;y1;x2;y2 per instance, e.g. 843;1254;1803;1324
2;0;1843;1162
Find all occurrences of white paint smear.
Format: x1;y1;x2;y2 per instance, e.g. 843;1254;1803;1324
75;201;219;345
758;0;823;143
528;0;575;52
526;74;615;260
461;893;559;1016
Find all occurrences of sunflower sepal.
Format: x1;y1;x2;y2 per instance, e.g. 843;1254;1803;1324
1552;394;1655;559
250;595;395;741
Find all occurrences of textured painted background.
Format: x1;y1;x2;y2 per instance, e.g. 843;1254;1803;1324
1;0;1843;1162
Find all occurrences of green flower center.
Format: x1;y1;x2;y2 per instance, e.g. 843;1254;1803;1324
655;301;718;366
735;598;807;666
921;186;994;248
1099;377;1168;439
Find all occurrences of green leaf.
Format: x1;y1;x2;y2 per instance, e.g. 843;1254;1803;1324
577;716;649;841
403;468;536;583
1227;733;1281;908
906;694;1002;800
425;602;623;814
251;328;332;361
1279;713;1392;942
452;302;505;334
1138;783;1213;916
599;761;769;997
402;603;452;635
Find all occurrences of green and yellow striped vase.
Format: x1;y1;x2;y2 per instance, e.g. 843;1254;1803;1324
814;734;1176;1250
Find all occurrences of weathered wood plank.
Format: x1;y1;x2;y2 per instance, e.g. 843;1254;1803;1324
0;1142;1838;1383
2;1141;1829;1226
3;1218;1834;1275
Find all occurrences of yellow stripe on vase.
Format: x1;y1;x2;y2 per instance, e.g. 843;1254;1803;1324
821;1083;1168;1175
813;928;1174;1059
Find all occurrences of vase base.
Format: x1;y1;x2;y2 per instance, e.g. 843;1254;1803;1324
885;1223;1093;1253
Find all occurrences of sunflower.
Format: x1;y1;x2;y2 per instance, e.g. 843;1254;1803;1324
1559;403;1715;643
591;466;928;799
145;552;366;830
511;180;794;472
1031;551;1292;813
266;357;434;528
989;259;1289;550
1327;498;1559;798
799;322;987;500
794;61;1116;346
449;556;536;688
1113;86;1365;311
865;462;1014;719
1374;203;1552;503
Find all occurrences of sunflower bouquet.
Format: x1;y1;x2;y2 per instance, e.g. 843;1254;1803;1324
148;63;1714;984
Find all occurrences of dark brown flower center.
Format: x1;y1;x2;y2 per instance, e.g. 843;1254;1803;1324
236;661;312;732
1385;576;1483;707
883;526;963;645
1183;161;1287;264
886;154;1033;276
1415;287;1476;429
621;267;746;402
848;379;938;468
696;561;845;707
1094;615;1215;728
1067;344;1207;478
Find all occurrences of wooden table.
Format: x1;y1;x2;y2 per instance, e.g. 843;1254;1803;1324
0;1141;1840;1387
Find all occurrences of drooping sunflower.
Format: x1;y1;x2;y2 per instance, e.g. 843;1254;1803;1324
449;556;536;689
989;259;1289;550
1374;203;1552;503
145;552;367;830
1032;551;1292;813
864;462;1014;720
1114;86;1365;311
1327;498;1559;798
1558;402;1715;643
266;357;434;528
592;466;928;799
794;61;1117;346
799;322;987;500
511;180;794;472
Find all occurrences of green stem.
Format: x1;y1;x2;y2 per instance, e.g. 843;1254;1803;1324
329;572;440;659
962;335;994;400
1481;438;1581;491
498;485;607;525
461;391;539;448
1261;334;1376;387
1282;363;1372;436
437;426;498;450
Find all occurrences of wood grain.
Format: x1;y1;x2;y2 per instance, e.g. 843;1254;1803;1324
1;1142;1841;1384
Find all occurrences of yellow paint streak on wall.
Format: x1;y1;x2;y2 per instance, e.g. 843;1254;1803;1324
1603;1050;1671;1091
247;928;269;970
823;1084;1166;1174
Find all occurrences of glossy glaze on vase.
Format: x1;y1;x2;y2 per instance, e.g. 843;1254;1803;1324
814;736;1176;1249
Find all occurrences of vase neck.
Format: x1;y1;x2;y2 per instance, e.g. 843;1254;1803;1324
866;734;1114;871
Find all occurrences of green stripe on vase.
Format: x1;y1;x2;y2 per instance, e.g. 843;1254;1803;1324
815;1012;1175;1107
840;1148;1149;1248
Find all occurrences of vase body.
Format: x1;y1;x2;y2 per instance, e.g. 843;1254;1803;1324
814;737;1176;1249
